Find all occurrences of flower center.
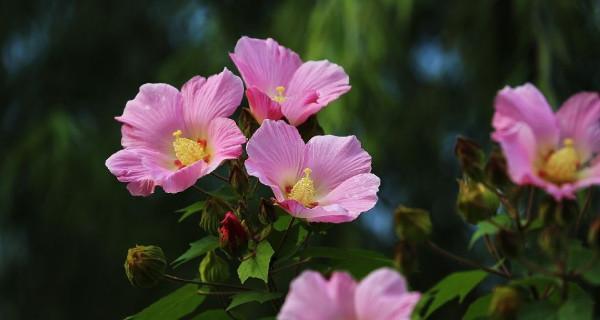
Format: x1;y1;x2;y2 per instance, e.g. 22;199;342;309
288;168;317;207
172;130;209;168
272;86;286;103
540;138;580;184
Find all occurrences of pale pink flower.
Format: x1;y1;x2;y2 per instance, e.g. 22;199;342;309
106;69;247;196
245;120;379;223
492;83;600;200
230;36;351;126
278;268;421;320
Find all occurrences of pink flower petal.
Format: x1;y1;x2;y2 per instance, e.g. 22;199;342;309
278;199;353;223
493;83;559;154
245;120;305;200
246;86;284;123
278;271;356;320
181;68;243;136
282;60;351;126
304;135;372;194
354;268;421;320
117;83;184;153
319;173;380;221
230;36;302;95
205;117;247;173
105;149;156;196
492;122;538;185
556;92;600;161
159;160;208;194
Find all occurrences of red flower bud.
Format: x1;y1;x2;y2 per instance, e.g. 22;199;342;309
219;211;248;252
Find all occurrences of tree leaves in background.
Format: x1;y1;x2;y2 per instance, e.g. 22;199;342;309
175;201;205;223
226;291;282;311
171;236;219;268
190;309;229;320
462;294;491;320
237;241;274;283
420;270;488;318
124;284;204;320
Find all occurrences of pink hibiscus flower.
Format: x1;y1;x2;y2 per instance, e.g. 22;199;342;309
492;83;600;200
245;120;380;223
230;36;351;126
278;268;421;320
105;69;247;196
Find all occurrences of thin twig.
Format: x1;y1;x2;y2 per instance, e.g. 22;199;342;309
575;189;593;232
211;171;230;183
197;290;245;295
193;185;212;197
483;235;511;278
271;258;312;275
524;187;535;229
164;274;250;291
274;217;296;256
427;241;509;278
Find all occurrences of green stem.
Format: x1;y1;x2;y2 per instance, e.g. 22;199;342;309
211;171;229;183
575;189;593;233
163;274;250;291
274;217;296;257
427;241;509;278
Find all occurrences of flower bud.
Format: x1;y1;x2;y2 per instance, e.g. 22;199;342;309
588;219;600;251
229;160;249;196
538;225;566;257
489;286;521;318
394;241;418;275
258;198;277;225
200;198;225;233
124;245;167;288
484;148;513;192
455;136;485;181
496;229;520;258
219;211;249;252
394;206;432;243
198;250;230;282
456;178;500;224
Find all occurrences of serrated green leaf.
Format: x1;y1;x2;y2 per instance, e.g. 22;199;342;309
189;309;229;320
468;215;511;249
558;284;593;320
238;241;274;283
176;201;205;223
124;284;204;320
226;291;282;311
424;270;488;318
171;236;219;268
463;294;491;320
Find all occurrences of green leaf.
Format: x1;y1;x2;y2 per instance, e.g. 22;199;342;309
518;301;558;320
558;284;593;320
509;275;559;292
227;291;282;311
302;246;394;278
468;214;511;249
273;215;293;231
462;294;491;320
189;309;229;320
423;270;488;318
176;201;205;223
277;224;309;261
125;284;204;320
171;236;219;268
237;241;274;283
566;240;600;284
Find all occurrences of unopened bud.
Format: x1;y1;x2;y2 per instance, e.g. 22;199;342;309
538;225;566;257
199;250;230;282
258;198;277;225
124;245;167;288
496;229;520;258
394;241;418;275
457;178;500;224
200;198;225;233
489;286;521;318
484;148;513;191
229;161;249;196
455;136;485;181
394;206;432;243
588;219;600;251
219;211;249;252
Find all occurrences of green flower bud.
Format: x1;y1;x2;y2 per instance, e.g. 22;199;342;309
456;178;500;224
588;219;600;251
394;206;432;243
200;198;225;234
124;245;167;288
538;225;566;257
484;148;513;192
394;241;418;275
258;198;277;225
229;160;249;196
496;229;520;258
198;250;230;282
489;286;521;318
455;136;485;181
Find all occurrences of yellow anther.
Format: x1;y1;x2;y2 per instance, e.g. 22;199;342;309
541;138;580;184
289;168;316;207
272;86;286;103
172;130;208;167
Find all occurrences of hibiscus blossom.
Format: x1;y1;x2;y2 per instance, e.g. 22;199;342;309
106;69;247;196
278;268;421;320
492;83;600;200
245;120;379;223
230;36;351;126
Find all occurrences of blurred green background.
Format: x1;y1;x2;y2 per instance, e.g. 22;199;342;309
2;0;600;319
